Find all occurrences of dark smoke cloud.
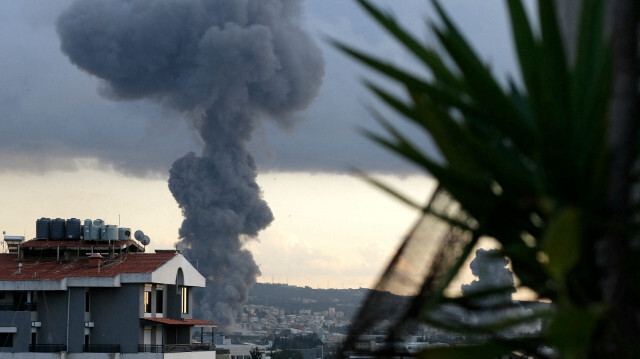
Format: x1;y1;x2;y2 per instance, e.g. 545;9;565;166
461;248;516;307
57;0;324;327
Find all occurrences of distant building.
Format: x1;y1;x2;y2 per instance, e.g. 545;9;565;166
216;344;266;359
0;219;217;359
299;345;323;359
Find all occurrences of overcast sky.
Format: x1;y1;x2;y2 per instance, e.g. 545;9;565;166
0;0;522;289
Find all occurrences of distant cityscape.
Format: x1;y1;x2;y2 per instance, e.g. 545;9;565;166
216;281;546;358
228;282;364;343
235;303;350;343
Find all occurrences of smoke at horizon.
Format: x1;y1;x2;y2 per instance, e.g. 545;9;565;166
57;0;324;328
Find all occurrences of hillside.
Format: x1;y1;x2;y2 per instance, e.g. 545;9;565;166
247;283;369;318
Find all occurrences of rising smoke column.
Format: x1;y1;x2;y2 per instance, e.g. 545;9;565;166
57;0;324;327
461;248;516;307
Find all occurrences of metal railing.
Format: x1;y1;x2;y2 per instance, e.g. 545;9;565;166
84;344;120;353
138;343;215;353
138;344;163;353
30;344;67;352
0;303;37;311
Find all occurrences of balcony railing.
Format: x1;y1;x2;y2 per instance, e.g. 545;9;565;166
138;343;215;353
84;344;120;353
30;344;67;352
0;303;37;311
139;344;163;353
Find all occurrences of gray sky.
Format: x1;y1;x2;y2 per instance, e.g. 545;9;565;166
0;0;519;176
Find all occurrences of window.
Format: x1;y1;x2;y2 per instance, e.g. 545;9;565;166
13;292;35;311
156;288;163;314
0;333;13;347
85;290;90;312
181;287;189;314
144;291;152;314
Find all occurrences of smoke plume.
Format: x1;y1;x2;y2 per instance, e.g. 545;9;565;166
57;0;324;327
461;248;516;307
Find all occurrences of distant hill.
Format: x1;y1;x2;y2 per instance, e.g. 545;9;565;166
247;283;369;318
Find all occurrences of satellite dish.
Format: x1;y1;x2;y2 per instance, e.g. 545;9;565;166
134;230;144;241
141;235;150;246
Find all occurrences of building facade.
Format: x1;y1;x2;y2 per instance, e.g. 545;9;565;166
0;231;216;359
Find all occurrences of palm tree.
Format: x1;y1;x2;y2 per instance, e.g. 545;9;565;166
336;0;640;357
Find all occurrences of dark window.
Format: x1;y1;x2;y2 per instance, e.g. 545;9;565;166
84;334;89;347
85;291;90;312
31;332;36;346
156;289;163;313
181;287;189;314
13;292;35;311
0;333;13;347
13;292;24;310
144;291;152;313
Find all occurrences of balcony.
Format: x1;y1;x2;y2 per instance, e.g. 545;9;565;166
84;344;121;353
30;344;67;352
0;303;37;311
138;343;215;353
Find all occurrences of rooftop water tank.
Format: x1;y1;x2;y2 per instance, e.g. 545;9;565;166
89;225;100;241
36;218;51;240
50;218;66;240
65;218;81;240
118;227;131;240
82;219;92;240
90;219;103;241
104;225;118;241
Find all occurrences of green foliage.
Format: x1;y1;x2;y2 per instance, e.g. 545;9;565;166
250;347;263;359
273;333;323;350
335;0;637;357
272;349;304;359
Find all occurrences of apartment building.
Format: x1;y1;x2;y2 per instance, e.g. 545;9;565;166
0;218;216;359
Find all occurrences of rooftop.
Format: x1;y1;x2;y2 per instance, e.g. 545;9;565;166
20;239;144;251
0;250;177;281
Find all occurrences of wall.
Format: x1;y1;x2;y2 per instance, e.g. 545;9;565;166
90;284;141;353
164;286;180;321
175;327;191;346
67;288;86;353
0;310;30;352
37;291;68;348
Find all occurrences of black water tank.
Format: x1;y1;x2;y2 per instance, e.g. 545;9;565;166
50;218;66;240
65;218;81;240
36;218;51;240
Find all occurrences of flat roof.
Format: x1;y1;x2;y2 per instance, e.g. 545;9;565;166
20;239;143;252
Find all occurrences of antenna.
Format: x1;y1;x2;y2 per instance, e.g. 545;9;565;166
141;235;150;246
134;230;151;248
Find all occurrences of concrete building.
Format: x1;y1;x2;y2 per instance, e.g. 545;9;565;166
215;344;265;359
0;227;216;359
